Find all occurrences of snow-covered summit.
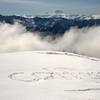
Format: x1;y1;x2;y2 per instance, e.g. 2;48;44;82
0;51;100;100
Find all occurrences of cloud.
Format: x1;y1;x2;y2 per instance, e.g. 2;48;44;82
0;23;51;52
53;27;100;58
0;22;100;58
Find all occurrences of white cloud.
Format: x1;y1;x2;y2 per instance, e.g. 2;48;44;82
0;22;100;58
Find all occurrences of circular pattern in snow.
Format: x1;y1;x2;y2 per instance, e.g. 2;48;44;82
9;67;100;83
8;67;100;92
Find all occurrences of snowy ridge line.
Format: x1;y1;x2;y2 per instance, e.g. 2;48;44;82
64;88;100;92
14;14;100;20
36;51;100;62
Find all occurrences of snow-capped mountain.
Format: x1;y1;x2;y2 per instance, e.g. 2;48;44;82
0;14;100;36
0;14;100;100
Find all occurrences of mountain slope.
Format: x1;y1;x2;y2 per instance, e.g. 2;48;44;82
0;15;100;36
0;51;100;100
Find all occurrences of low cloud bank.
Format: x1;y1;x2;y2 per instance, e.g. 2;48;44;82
0;23;100;58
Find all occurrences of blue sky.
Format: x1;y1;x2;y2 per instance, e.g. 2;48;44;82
0;0;100;15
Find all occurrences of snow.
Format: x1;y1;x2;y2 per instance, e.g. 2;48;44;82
39;14;100;20
0;51;100;100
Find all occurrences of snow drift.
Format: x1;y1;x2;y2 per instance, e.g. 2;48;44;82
0;22;100;58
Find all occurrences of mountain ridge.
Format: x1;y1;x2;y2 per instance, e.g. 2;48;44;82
0;14;100;36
